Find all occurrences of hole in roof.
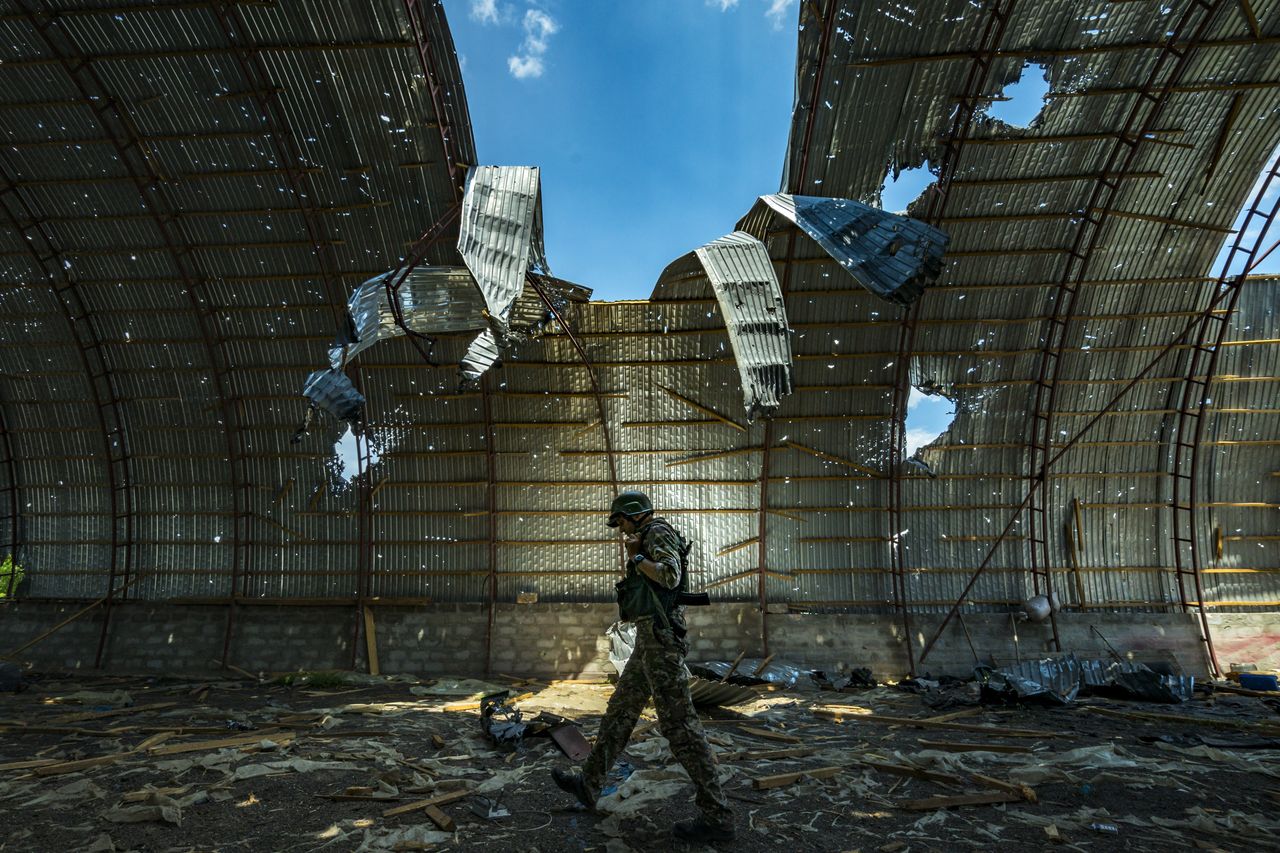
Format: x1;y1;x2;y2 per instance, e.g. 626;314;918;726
986;63;1050;128
880;163;935;215
330;425;379;483
905;385;955;457
1211;141;1280;279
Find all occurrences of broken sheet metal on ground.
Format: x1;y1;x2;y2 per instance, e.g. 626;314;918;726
605;622;763;707
978;655;1195;705
478;691;591;760
738;193;949;305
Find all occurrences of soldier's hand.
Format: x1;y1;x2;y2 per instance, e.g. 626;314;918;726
623;534;642;559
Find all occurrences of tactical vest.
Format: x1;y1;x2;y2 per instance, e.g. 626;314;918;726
614;517;690;629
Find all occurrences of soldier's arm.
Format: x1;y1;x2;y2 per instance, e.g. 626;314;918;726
639;528;682;589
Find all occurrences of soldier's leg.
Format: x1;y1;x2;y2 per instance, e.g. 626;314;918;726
641;625;732;826
580;635;652;795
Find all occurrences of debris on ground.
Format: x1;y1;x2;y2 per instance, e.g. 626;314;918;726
2;665;1279;851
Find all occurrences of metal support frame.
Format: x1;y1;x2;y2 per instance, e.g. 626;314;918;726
207;2;387;664
0;166;134;661
917;238;1266;662
14;0;250;666
481;373;498;675
402;0;470;201
750;0;838;657
1024;0;1224;654
1169;150;1280;678
885;0;1017;677
0;382;21;598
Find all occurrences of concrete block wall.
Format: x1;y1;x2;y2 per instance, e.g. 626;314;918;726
2;600;1277;680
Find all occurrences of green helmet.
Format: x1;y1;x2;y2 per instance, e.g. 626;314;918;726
607;491;653;527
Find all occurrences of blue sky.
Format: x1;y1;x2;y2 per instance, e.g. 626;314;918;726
449;0;799;301
442;3;1278;461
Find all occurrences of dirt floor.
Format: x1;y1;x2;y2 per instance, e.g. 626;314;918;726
1;666;1279;852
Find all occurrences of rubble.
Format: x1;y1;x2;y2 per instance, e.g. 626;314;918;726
2;668;1279;851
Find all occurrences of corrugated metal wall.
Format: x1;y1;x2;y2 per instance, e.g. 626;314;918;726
1;0;1277;621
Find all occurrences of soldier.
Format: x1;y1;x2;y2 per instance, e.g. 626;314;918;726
551;491;734;843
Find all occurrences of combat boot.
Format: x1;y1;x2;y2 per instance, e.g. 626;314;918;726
551;768;597;810
673;816;735;843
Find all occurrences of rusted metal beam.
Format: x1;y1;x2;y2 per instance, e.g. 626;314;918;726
1023;0;1225;655
482;373;498;676
846;33;1278;67
0;166;134;658
14;0;253;667
1169;144;1280;678
0;381;24;598
205;0;358;662
886;0;1018;678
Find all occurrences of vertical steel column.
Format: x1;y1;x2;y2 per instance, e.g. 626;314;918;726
481;373;498;675
0;382;21;598
402;0;471;200
0;167;133;662
15;0;260;665
757;0;838;657
208;2;356;662
1025;0;1223;651
886;0;1018;677
1170;152;1280;678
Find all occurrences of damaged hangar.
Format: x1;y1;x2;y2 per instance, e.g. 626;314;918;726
1;0;1279;683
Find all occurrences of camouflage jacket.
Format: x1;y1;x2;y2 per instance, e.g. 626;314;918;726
634;516;684;590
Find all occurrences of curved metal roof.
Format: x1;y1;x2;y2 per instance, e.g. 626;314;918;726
1;0;1278;675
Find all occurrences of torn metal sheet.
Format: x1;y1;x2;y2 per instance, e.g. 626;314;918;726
694;232;794;420
976;656;1082;705
1079;659;1194;704
456;166;549;381
691;658;801;689
740;193;947;305
301;368;365;426
329;265;589;371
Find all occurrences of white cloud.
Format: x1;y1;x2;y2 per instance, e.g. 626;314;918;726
507;7;559;80
708;0;740;9
765;0;795;28
470;0;499;24
904;428;942;456
507;54;544;79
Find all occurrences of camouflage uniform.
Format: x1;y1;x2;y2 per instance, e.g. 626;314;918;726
581;517;732;827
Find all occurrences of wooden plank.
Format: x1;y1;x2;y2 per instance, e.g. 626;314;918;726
149;730;291;756
917;740;1034;755
52;702;179;724
363;606;380;676
898;791;1022;811
738;726;803;744
751;765;843;790
922;708;982;724
813;709;1056;738
751;653;776;677
859;758;961;787
0;757;61;771
381;787;471;818
136;731;177;751
33;750;133;777
442;692;533;712
970;771;1037;803
727;742;814;758
723;650;747;681
423;804;456;832
1085;706;1280;735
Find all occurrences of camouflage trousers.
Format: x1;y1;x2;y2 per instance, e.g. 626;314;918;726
582;619;732;825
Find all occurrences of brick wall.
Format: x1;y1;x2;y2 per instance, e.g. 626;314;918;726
2;600;1276;679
